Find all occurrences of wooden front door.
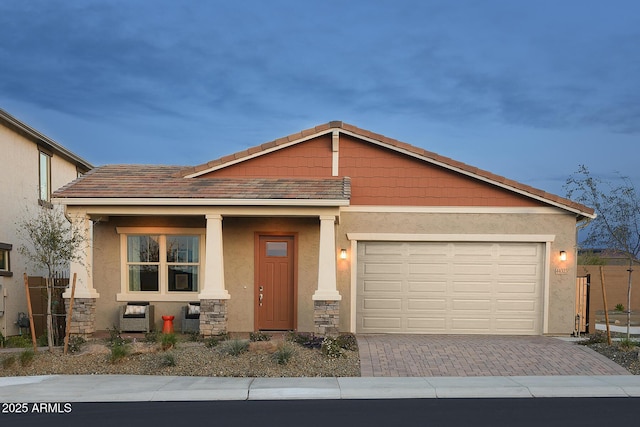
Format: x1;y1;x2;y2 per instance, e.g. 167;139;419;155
255;234;296;330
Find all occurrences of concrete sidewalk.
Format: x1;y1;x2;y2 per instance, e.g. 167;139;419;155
1;375;640;402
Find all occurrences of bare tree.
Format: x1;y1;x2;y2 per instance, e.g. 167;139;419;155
17;207;86;351
565;165;640;340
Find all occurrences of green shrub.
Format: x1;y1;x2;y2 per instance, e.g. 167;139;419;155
2;355;16;369
106;326;129;348
205;332;230;348
618;337;637;350
286;332;323;349
110;341;129;363
249;331;271;342
272;342;295;365
36;333;48;347
335;333;358;351
578;332;607;345
67;336;86;354
19;349;35;367
615;303;625;312
5;335;32;348
217;339;249;356
0;332;5;348
321;336;344;359
161;333;178;351
161;353;177;367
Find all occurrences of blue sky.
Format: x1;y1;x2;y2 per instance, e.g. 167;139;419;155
1;0;639;199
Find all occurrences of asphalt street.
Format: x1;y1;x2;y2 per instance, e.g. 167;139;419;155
3;398;638;427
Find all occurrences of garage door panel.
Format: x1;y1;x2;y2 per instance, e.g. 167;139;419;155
363;262;404;275
453;243;495;256
498;244;539;257
363;298;402;310
452;263;494;275
495;319;537;333
496;299;537;312
408;262;448;275
452;318;491;331
407;281;447;293
452;299;491;311
407;298;447;311
496;282;538;294
363;243;405;256
362;280;403;292
499;264;538;276
453;281;492;293
362;316;402;330
357;241;543;335
408;243;450;256
407;317;446;330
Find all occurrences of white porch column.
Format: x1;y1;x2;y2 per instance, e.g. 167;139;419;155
64;212;99;299
199;214;230;300
313;215;342;301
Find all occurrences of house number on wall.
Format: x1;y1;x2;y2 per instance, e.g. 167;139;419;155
555;268;568;275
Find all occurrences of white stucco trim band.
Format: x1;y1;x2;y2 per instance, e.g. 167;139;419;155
342;206;568;215
346;233;556;242
54;198;349;207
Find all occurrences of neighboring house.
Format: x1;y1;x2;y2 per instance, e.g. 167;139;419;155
0;108;92;337
53;121;595;337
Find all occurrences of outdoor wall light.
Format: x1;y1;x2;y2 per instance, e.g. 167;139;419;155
340;249;347;260
559;251;567;262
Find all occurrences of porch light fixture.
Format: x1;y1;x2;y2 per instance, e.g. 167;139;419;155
340;249;347;260
559;251;567;262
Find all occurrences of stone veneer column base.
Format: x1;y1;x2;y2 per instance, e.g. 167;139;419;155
200;299;228;336
63;298;97;337
313;300;340;335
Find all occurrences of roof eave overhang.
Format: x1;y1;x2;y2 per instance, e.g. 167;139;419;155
0;108;93;171
52;197;350;207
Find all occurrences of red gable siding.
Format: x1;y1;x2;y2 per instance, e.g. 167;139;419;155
339;135;543;207
200;133;544;208
199;134;332;178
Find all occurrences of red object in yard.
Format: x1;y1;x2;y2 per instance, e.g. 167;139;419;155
161;315;175;334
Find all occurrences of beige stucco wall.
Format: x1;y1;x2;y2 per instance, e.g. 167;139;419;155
90;215;320;333
88;208;579;336
0;125;82;337
335;210;579;335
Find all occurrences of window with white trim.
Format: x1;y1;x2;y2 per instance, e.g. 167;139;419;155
124;233;201;293
39;150;51;204
0;243;12;277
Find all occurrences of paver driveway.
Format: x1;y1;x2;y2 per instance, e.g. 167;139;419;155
357;335;631;377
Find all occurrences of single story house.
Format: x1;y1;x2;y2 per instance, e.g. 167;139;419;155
53;121;595;336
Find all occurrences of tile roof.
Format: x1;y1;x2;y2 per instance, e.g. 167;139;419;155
181;121;594;216
54;165;351;200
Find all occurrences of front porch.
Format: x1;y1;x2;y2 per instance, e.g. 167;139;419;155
64;207;345;337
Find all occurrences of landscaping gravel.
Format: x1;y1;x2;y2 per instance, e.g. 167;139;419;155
0;338;361;378
584;342;640;375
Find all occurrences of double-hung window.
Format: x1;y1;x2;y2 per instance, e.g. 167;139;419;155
119;229;203;298
0;243;12;277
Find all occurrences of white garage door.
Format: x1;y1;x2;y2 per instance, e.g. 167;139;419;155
356;241;544;335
